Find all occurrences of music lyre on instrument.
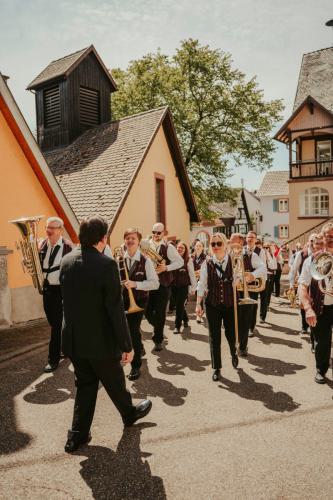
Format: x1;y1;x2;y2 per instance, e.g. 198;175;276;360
113;246;144;314
9;216;44;294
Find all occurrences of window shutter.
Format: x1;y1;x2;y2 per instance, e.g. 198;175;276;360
80;87;100;127
274;226;279;238
273;199;278;212
44;86;60;128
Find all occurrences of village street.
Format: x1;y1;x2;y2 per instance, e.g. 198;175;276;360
0;293;332;500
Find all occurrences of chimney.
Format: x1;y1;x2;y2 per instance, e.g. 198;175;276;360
27;45;117;152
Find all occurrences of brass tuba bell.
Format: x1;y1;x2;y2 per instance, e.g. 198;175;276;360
310;251;333;297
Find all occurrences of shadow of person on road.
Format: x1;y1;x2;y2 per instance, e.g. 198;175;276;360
23;359;75;405
180;327;209;344
155;346;210;377
219;369;300;412
255;328;302;349
130;360;187;406
269;305;299;317
247;354;306;377
77;423;166;500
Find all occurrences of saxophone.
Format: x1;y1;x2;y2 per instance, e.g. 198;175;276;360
9;216;44;294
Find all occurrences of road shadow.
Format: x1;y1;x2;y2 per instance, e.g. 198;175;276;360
180;327;209;344
77;423;166;500
130;360;187;406
260;322;300;337
255;328;302;349
269;306;299;317
219;369;300;412
247;354;306;377
155;346;210;377
23;359;75;405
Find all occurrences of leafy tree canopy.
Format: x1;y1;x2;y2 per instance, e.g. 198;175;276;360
112;39;284;217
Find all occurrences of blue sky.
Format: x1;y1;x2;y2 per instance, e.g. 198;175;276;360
1;0;332;190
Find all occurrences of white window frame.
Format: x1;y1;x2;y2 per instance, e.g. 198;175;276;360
278;198;288;213
300;187;329;216
279;225;289;239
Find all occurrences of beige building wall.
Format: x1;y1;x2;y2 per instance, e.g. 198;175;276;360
110;126;191;247
289;179;333;239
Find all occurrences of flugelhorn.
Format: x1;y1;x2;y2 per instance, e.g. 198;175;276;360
113;246;144;314
9;216;44;294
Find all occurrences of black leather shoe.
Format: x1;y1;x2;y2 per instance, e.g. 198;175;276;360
141;345;146;357
173;328;181;334
128;368;141;381
238;349;247;358
64;430;91;453
212;369;221;381
183;322;189;328
315;372;326;384
44;362;59;373
123;400;152;427
153;343;163;352
232;354;239;368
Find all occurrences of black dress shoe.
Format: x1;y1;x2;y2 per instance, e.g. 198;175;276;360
128;368;141;381
64;430;92;453
173;327;181;334
212;369;221;381
232;354;239;368
44;362;59;373
123;400;152;427
315;372;326;384
183;322;189;328
153;343;163;352
238;349;247;358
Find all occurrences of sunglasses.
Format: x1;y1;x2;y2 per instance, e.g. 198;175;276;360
211;241;223;248
152;231;162;235
46;226;61;230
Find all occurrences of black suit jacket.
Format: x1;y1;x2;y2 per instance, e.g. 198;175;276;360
60;247;132;359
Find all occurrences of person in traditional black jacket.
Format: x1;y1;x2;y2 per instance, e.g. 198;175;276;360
60;216;152;453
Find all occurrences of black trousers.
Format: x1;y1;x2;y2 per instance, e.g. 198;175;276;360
43;285;63;365
70;356;135;436
312;305;333;375
260;274;275;321
173;285;189;328
238;292;258;351
126;311;144;369
300;308;308;332
274;268;282;297
249;292;259;332
145;286;170;344
205;302;236;370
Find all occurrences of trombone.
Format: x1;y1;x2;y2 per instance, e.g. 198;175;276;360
113;246;144;314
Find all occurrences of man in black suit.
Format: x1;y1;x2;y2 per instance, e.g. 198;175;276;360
60;216;152;453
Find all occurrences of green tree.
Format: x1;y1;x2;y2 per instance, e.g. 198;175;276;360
112;39;284;217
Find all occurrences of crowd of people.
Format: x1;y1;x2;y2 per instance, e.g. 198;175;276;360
33;216;332;452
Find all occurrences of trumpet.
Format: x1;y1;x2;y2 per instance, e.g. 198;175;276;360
140;239;165;268
113;246;144;314
310;251;333;297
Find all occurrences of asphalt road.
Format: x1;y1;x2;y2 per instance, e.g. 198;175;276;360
0;295;332;499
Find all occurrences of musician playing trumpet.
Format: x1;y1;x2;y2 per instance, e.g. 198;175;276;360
196;233;239;382
120;228;159;380
299;223;333;384
229;233;266;357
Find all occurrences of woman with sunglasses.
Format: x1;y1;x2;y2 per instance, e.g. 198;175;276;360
172;241;197;333
196;233;238;381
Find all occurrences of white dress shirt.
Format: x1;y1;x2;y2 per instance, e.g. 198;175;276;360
187;258;198;293
124;249;159;291
197;254;229;297
261;249;277;273
244;247;267;280
42;237;64;285
150;240;184;271
299;255;333;306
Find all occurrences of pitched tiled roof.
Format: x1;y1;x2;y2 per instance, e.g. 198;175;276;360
210;189;242;218
294;47;333;113
257;171;289;197
27;45;117;91
45;107;199;226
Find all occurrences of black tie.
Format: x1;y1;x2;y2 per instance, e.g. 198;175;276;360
49;245;60;268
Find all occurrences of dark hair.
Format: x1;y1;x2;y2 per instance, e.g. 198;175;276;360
123;227;142;241
79;216;108;247
177;241;189;264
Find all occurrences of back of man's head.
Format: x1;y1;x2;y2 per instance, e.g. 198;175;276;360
79;216;108;248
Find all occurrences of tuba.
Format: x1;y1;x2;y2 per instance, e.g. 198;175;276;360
310;251;333;297
9;216;44;294
139;239;165;268
113;246;144;314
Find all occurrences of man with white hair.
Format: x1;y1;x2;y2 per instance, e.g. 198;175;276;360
145;222;183;351
39;216;73;372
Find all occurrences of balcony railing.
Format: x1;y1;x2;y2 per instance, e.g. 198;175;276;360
290;159;333;179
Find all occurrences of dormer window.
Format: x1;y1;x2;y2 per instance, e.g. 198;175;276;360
44;85;60;128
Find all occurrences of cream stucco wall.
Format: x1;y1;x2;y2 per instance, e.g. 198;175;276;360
289;179;333;239
110;126;191;247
